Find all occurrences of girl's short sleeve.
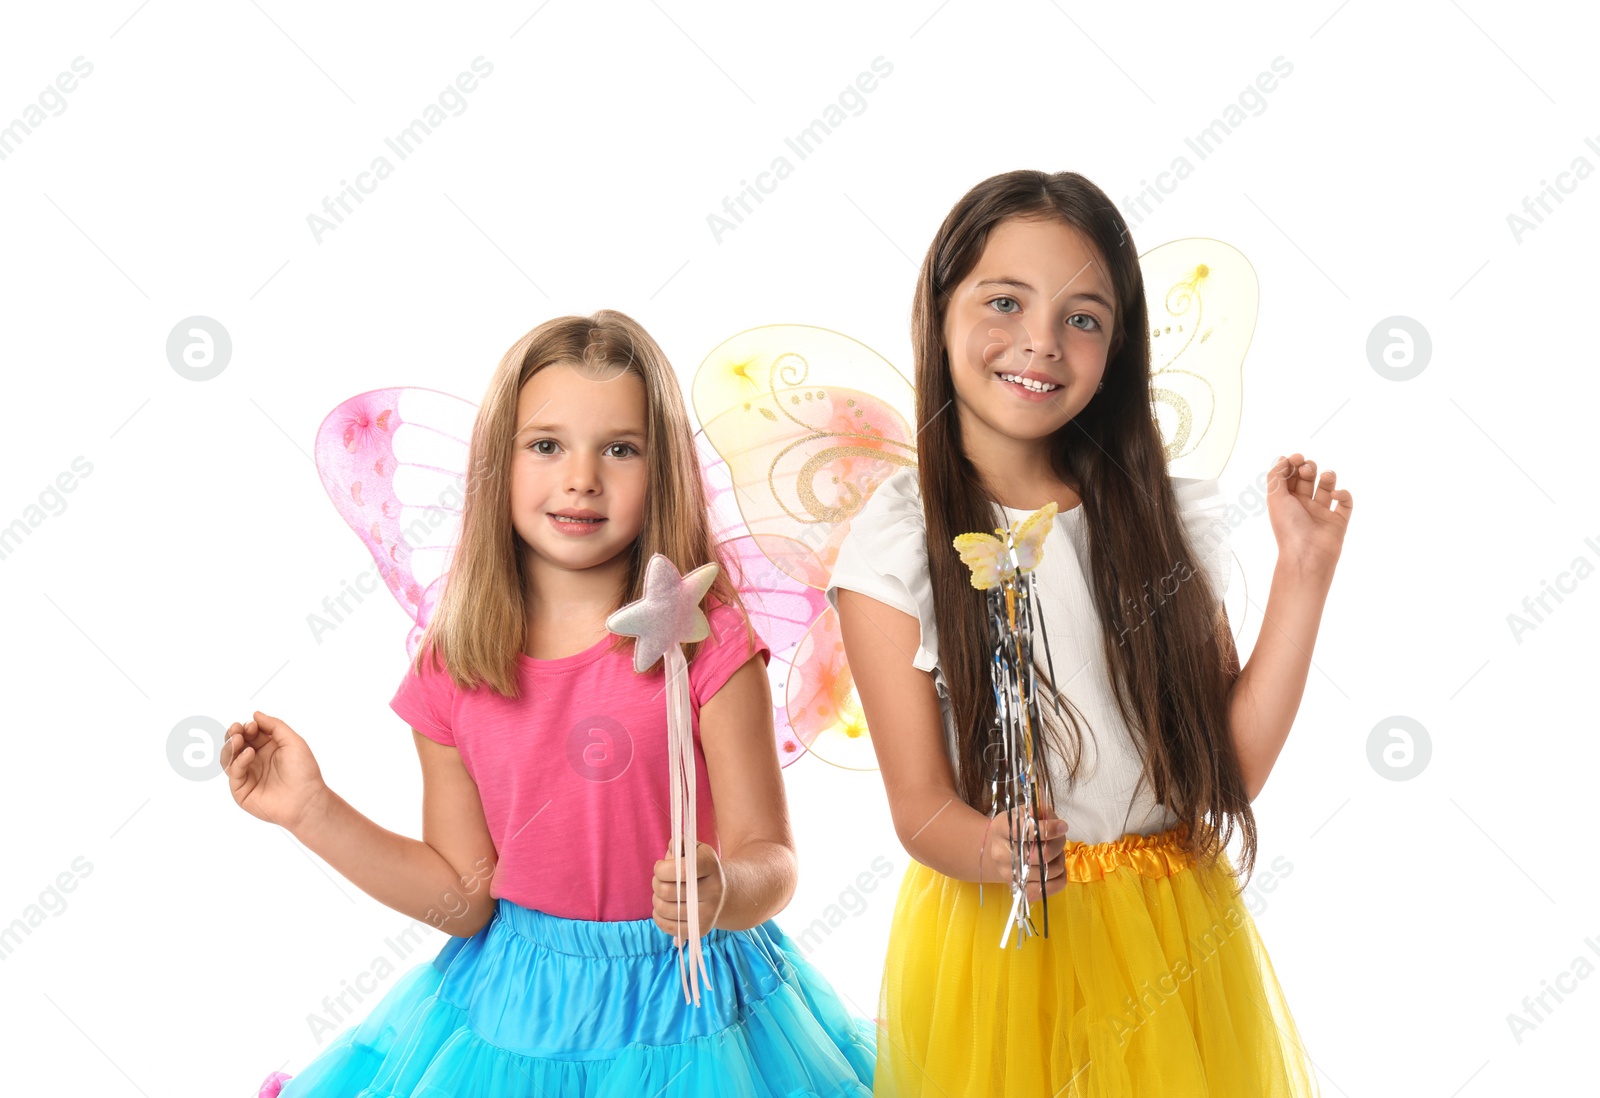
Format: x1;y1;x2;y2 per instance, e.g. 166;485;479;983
824;467;942;679
689;603;772;709
1173;476;1232;602
390;649;458;747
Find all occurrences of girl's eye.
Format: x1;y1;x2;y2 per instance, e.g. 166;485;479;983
529;439;558;455
605;443;638;458
989;296;1103;332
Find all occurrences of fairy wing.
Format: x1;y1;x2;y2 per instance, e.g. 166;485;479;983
693;325;917;585
781;607;876;770
695;426;831;768
313;387;475;659
1142;237;1257;644
716;530;829;768
692;325;916;771
1142;238;1258;480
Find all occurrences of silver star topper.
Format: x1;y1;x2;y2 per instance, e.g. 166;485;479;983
605;554;720;673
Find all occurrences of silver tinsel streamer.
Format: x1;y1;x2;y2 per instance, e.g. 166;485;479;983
981;561;1058;949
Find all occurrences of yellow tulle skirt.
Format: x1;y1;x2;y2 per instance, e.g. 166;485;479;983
874;824;1320;1097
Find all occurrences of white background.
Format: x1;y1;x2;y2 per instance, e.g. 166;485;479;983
1;1;1596;1094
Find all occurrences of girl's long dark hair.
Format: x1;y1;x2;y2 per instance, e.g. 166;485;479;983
911;170;1256;882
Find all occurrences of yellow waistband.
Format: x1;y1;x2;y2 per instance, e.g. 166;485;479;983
1058;822;1200;882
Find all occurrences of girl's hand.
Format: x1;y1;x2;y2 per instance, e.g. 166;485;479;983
1266;453;1352;577
980;806;1068;901
223;711;330;834
651;841;726;944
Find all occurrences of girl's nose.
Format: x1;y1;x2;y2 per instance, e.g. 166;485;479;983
1022;319;1063;361
565;455;601;493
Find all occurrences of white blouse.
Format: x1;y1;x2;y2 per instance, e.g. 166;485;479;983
824;466;1233;845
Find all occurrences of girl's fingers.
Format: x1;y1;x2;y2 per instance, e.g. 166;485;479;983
235;719;272;749
1034;834;1065;863
1293;459;1317;499
654;889;694;911
227;743;256;779
225;724;272;772
1016;813;1067;839
1312;469;1338;507
251;713;296;744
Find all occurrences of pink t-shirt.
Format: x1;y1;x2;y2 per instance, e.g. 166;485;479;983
390;601;771;922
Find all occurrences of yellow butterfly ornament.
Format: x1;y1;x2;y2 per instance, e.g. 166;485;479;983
953;503;1058;590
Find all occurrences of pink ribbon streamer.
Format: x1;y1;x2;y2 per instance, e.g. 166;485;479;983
665;643;709;1005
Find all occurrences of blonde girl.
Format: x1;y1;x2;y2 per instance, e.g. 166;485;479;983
227;311;875;1096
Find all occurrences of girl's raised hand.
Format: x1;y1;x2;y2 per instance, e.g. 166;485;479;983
1266;453;1352;577
223;711;329;833
981;806;1069;902
651;841;726;944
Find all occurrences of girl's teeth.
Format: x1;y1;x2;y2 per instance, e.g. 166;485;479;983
999;374;1059;392
554;516;601;523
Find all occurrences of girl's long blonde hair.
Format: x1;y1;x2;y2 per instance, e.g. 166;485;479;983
411;309;753;697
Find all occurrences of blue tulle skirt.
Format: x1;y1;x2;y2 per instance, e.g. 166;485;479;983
260;897;876;1096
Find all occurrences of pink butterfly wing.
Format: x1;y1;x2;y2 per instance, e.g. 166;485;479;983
717;533;829;768
313;387;476;658
719;535;828;654
699;428;823;768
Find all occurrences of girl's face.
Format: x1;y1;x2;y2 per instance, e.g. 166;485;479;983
508;361;649;575
941;215;1118;447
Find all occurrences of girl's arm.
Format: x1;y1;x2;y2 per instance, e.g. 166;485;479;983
835;590;1067;892
694;656;799;931
1221;454;1350;801
1220;564;1334;801
295;734;500;937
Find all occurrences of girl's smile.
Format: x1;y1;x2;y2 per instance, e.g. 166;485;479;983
547;508;609;535
994;368;1064;400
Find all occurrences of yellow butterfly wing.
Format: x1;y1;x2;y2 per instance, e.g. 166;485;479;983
1143;238;1257;480
952;531;1009;589
692;324;917;591
1008;502;1057;573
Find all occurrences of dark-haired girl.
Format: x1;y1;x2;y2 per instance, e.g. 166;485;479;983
828;170;1346;1095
